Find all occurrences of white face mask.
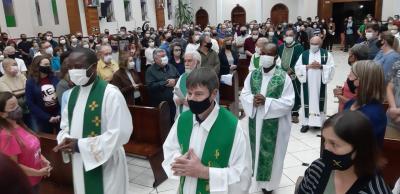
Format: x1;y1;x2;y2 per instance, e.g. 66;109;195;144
71;38;78;43
260;55;275;68
285;36;294;44
161;56;169;65
60;39;66;44
0;55;4;62
45;47;53;55
268;32;275;36
149;42;155;47
69;67;93;86
255;47;261;54
128;61;135;69
365;32;374;40
252;35;258;40
103;54;112;63
310;45;320;53
391;30;398;35
83;44;90;48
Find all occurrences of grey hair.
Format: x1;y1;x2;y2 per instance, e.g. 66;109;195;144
350;44;369;60
199;34;210;46
153;48;166;61
3;46;15;54
258;37;269;49
184;51;202;65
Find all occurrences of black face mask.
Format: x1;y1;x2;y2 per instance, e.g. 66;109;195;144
346;78;357;94
205;42;213;49
105;31;109;35
241;31;247;36
77;36;83;41
166;37;173;42
21;38;27;41
376;40;384;48
225;45;232;50
176;33;182;38
322;149;354;171
89;39;94;43
39;66;51;74
7;106;23;121
7;54;16;59
212;33;218;37
3;38;8;41
111;46;119;52
188;96;212;114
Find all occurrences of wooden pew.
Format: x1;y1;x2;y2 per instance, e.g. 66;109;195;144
219;71;239;117
139;49;146;84
124;101;171;187
37;132;73;194
138;84;151;106
381;126;400;188
237;59;249;88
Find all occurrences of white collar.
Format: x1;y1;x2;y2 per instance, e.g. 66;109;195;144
193;102;220;132
262;66;276;76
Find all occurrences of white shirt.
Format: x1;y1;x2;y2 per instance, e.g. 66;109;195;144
145;47;156;65
185;43;200;53
0;57;27;74
162;104;252;194
234;34;250;59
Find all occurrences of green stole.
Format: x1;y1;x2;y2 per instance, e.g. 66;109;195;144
278;42;304;72
249;67;286;181
301;49;328;118
252;54;260;69
178;73;188;113
177;107;238;194
68;77;107;194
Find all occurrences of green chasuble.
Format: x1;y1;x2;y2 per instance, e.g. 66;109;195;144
249;67;286;181
252;54;260;69
278;42;304;72
178;73;188;113
301;49;328;118
177;107;238;194
68;77;107;194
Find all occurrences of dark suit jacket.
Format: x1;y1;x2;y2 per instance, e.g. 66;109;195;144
218;48;238;76
111;68;143;105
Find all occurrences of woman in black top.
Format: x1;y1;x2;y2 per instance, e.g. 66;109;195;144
169;42;185;75
218;37;238;77
298;111;391;194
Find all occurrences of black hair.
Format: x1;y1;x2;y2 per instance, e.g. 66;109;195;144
186;67;219;93
71;47;98;67
322;111;379;177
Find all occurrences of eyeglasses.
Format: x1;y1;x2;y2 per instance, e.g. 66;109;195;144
174;49;181;52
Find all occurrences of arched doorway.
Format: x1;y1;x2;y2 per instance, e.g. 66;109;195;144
231;4;246;26
270;3;289;25
195;8;209;29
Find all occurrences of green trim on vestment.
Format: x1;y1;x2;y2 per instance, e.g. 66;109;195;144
301;49;328;118
177;107;238;194
68;77;107;194
249;68;286;181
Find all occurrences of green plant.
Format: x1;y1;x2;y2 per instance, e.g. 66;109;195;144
175;0;193;27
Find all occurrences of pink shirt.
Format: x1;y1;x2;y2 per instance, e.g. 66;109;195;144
0;127;42;186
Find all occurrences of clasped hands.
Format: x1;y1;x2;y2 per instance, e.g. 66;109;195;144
171;149;209;179
253;94;266;107
307;61;322;70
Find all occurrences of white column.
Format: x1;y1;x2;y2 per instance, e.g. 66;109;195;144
78;0;88;35
216;0;223;24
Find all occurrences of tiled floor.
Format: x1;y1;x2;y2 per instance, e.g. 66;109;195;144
127;49;350;194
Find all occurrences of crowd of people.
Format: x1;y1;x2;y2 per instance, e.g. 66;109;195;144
0;12;399;194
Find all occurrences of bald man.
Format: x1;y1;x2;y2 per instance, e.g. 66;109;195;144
55;48;132;194
295;36;335;133
248;37;268;72
97;45;119;82
241;43;294;194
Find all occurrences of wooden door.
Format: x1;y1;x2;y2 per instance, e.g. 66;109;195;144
84;6;100;35
270;3;289;25
231;5;246;26
155;0;165;29
65;0;82;34
196;8;209;29
318;0;382;21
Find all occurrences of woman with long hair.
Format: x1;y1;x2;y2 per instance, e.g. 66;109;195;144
0;92;52;194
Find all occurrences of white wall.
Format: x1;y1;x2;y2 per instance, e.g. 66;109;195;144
262;0;299;23
382;0;400;20
0;0;70;38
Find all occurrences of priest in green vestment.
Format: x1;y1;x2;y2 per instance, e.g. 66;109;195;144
163;67;252;194
278;29;304;123
173;51;202;119
240;43;294;194
54;48;133;194
295;36;335;133
248;38;268;72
